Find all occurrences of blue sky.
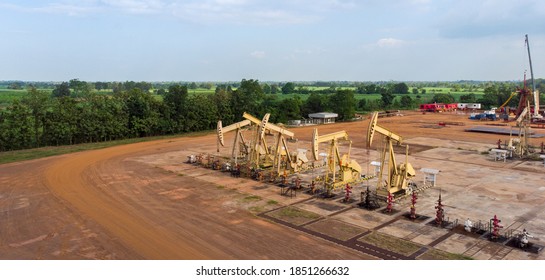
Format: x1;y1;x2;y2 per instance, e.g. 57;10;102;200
1;0;544;82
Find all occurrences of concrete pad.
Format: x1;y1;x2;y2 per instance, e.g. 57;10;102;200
304;218;367;241
470;241;505;260
504;248;542;260
296;198;350;216
377;219;425;239
136;120;545;259
409;227;450;245
433;233;480;255
332;208;394;229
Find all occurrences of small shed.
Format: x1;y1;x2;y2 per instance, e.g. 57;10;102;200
308;112;338;124
370;161;381;176
420;168;440;187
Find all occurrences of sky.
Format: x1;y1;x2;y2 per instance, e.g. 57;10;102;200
1;0;544;82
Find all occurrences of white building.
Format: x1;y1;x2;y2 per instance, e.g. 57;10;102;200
308;112;338;124
457;103;481;110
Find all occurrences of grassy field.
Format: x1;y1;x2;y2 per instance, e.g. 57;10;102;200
0;89;27;107
0;130;212;165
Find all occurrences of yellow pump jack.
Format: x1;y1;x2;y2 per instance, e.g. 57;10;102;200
367;111;416;197
217;119;252;165
312;128;362;193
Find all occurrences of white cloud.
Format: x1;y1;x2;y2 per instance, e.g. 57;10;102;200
376;38;405;47
101;0;165;14
37;4;97;16
250;50;265;58
168;1;319;25
1;0;350;25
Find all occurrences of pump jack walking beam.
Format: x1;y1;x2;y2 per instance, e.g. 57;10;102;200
217;119;253;163
242;112;296;171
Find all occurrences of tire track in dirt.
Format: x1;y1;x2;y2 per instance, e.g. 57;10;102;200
40;135;367;260
43;139;212;259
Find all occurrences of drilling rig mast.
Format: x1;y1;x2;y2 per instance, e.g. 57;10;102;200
526;34;542;120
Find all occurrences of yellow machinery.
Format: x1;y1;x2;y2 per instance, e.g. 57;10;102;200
312;128;362;193
217;112;302;180
367;111;416;197
242;112;302;179
217;119;252;165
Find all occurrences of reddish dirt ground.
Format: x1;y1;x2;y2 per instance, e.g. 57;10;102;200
1;111;543;259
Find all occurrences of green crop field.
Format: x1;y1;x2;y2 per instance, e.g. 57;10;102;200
0;84;487;109
0;89;27;108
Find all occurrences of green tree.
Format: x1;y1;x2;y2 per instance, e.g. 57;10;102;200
52;82;71;98
124;88;161;137
431;93;455;104
329;89;355;121
259;95;279;121
201;82;213;90
356;85;367;94
381;91;395;108
212;87;234;125
163;85;188;133
262;83;271;94
22;87;50;146
43;97;78;145
8;82;23;90
460;93;477;103
452;84;461;92
69;79;93;97
365;84;378;94
231;79;264;120
276;97;302;123
393;82;409;94
400;95;413;108
0;100;34;150
185;94;217;132
281;82;296;94
302;93;327;117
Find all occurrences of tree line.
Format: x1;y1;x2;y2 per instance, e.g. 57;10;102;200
0;79;359;151
2;78;544;152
